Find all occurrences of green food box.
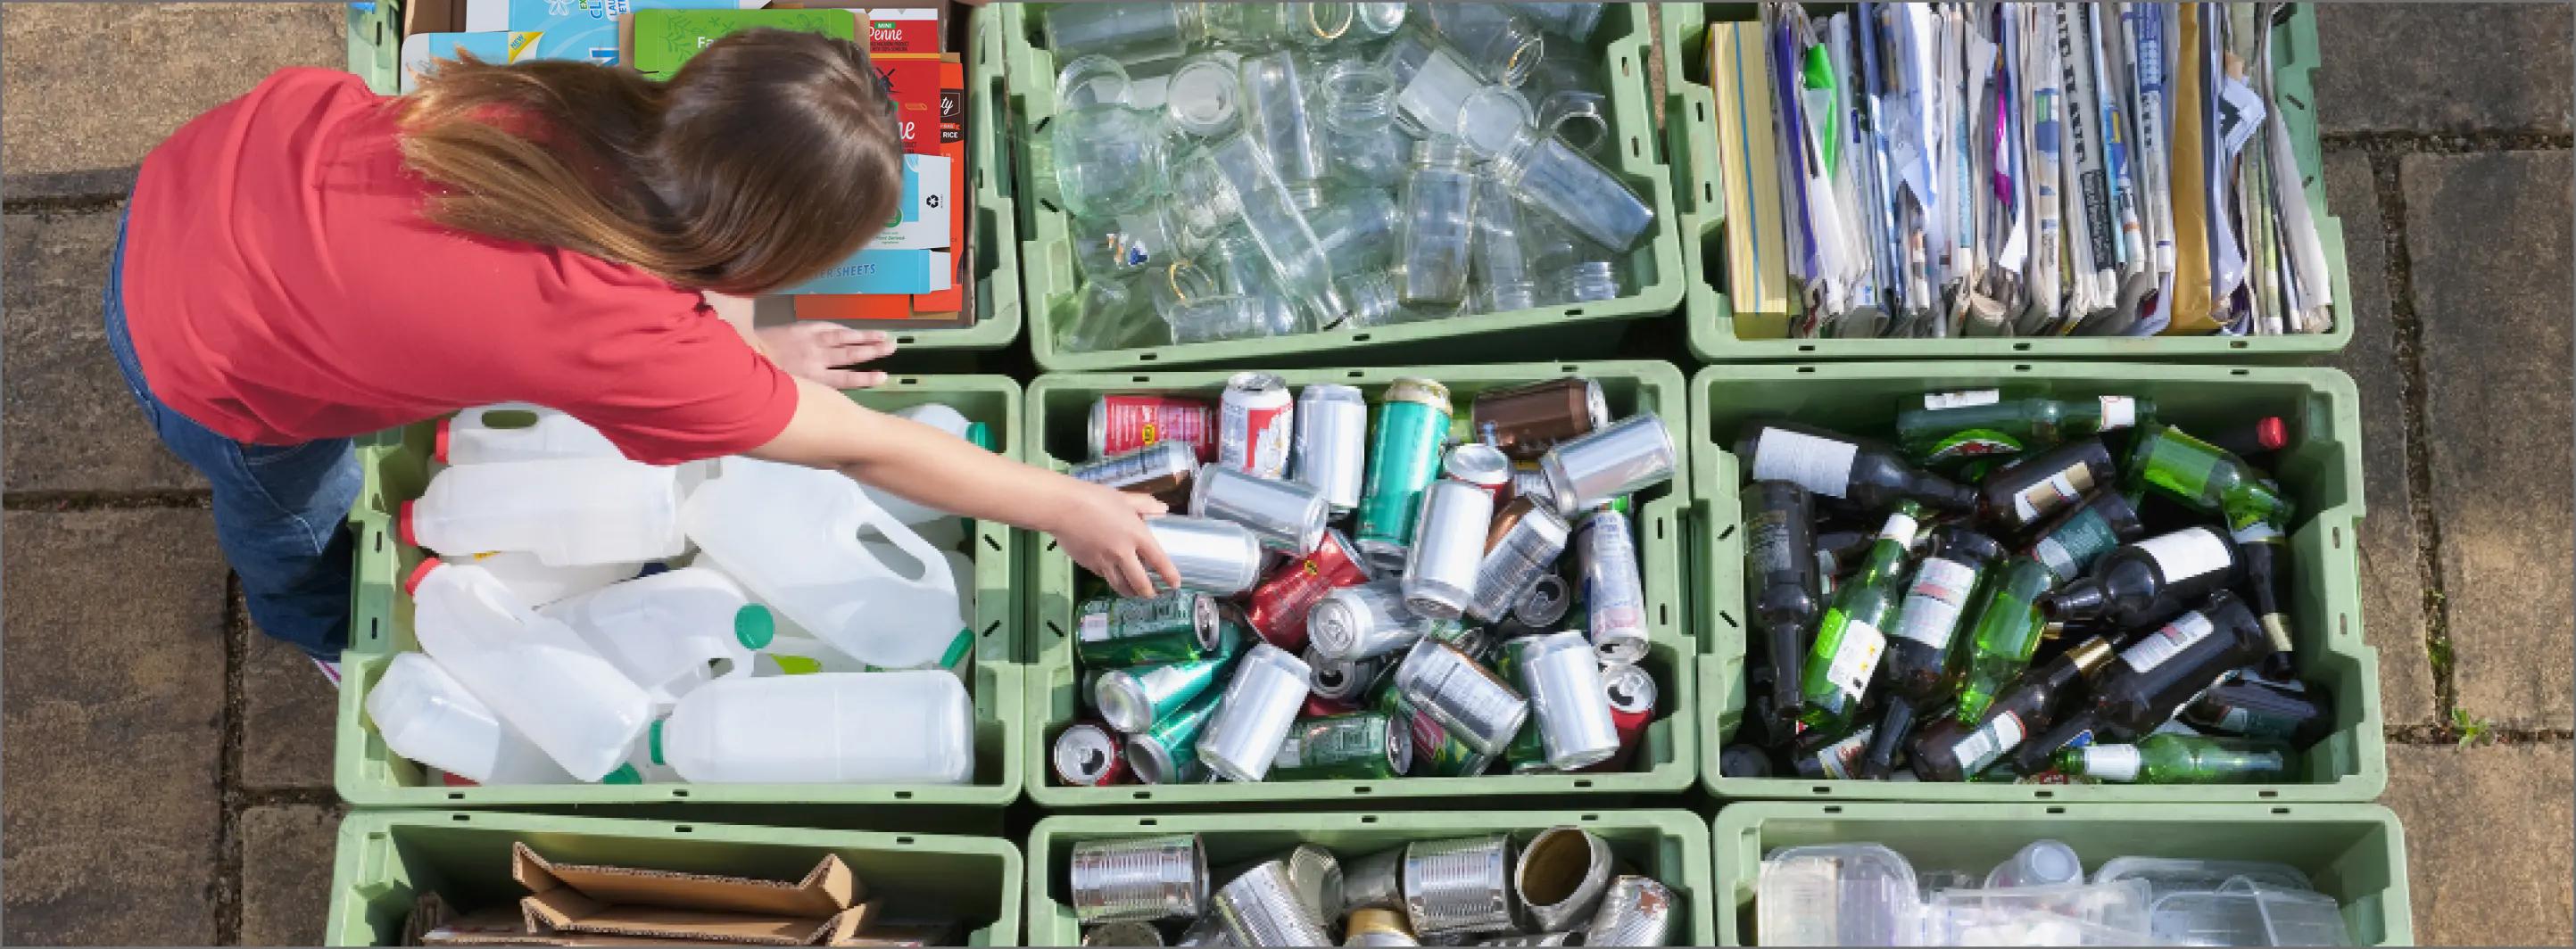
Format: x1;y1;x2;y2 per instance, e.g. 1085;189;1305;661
630;7;858;80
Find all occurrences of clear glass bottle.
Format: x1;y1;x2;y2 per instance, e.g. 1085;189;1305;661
1318;59;1410;189
1554;260;1623;303
1238;50;1329;207
1307;186;1400;276
1471;179;1536;312
1041;3;1204;67
1030;59;1168;219
1177;132;1347;327
1410;4;1545;87
1204;228;1273;297
1398;136;1479;307
1486;124;1655;252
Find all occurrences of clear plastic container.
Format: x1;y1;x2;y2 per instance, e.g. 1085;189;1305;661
363;652;580;785
435;403;618;465
1758;844;1920;946
1397;137;1479;308
459;550;640;609
650;671;975;784
2149;879;2351;947
401;458;686;566
539;566;771;706
1985;839;2085;889
405;560;654;781
2093;858;2316;903
1923;879;2156;946
681;457;961;671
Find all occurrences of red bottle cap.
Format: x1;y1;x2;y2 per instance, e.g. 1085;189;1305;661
404;557;443;597
397;500;419;547
2257;417;2289;451
433;417;453;463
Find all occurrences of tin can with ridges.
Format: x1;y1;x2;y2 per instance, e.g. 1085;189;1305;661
1083;920;1166;946
1214;861;1332;947
1281;845;1346;923
1243;529;1371;654
1096;625;1242;734
1512;827;1613;933
1392;639;1528;755
1194;644;1313;782
1294;384;1370;512
1193;465;1330;555
1401;480;1493;620
1472;378;1611;461
1054;722;1128;787
1466;499;1570;623
1146;516;1267;595
1536;413;1675;516
1578;876;1677;947
1172;915;1232;946
1129;688;1224;785
1402;835;1515;937
1079;590;1229;667
1269;711;1412;780
1071;834;1209;922
1340;846;1407;915
1516;631;1619;771
1356;378;1455;567
1345;908;1420;946
1575;508;1652;664
1093;393;1217;463
1220;372;1296;479
1074;441;1200;509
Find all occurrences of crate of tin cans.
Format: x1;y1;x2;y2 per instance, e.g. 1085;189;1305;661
1024;810;1717;945
1025;363;1697;805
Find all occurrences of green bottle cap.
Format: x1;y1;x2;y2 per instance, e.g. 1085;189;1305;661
601;763;642;785
965;421;996;452
734;605;775;649
648;720;667;766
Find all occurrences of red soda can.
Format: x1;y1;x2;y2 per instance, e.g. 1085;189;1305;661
1305;694;1361;719
1053;722;1129;787
1581;662;1658;773
1219;372;1296;478
1089;394;1216;462
1242;529;1372;654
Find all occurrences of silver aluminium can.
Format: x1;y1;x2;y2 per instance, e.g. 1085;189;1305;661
1512;827;1613;933
1054;722;1124;786
1512;573;1572;628
1443;442;1512;497
1220;372;1296;479
1576;508;1652;664
1401;480;1495;620
1293;384;1370;511
1194;644;1313;781
1475;935;1572;946
1465;502;1570;623
1402;835;1515;937
1305;647;1387;702
1392;639;1528;755
1073;441;1199;491
1147;516;1268;595
1338;846;1408;915
1192;464;1331;554
1517;631;1619;771
1308;581;1428;662
1509;466;1557;512
1214;861;1333;947
1536;413;1675;516
1071;834;1211;922
1579;875;1677;947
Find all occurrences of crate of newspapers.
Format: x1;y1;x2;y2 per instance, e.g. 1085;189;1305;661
1005;3;1686;371
1665;4;2351;361
336;378;1026;809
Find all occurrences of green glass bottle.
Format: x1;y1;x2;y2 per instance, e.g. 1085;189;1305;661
1944;557;2055;723
1797;502;1924;732
1896;391;2152;466
2052;734;2299;784
2125;422;2296;532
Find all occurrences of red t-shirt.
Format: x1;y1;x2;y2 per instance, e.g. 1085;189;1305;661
120;68;799;465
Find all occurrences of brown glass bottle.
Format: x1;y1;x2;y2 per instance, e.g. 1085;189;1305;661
1908;636;2114;782
2010;593;2274;772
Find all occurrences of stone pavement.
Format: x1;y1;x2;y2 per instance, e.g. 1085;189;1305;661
1;3;2570;945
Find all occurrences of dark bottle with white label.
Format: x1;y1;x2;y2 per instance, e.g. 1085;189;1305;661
1908;636;2113;782
2025;491;2147;583
1976;437;2119;536
1743;481;1822;730
2009;593;2273;772
2234;516;2299;680
2039;526;2242;631
1791;723;1876;780
2181;675;2332;745
1735;421;1977;514
1855;527;2006;779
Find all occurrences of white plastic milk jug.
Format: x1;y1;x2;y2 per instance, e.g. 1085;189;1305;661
405;559;654;780
540;566;771;704
364;652;582;785
647;672;974;784
859;404;982;525
402;458;688;565
464;550;641;608
436;403;620;465
682;457;960;669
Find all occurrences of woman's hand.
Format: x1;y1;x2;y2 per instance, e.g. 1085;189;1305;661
1044;481;1185;599
755;324;899;388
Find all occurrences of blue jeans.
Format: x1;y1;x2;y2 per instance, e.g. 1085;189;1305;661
104;219;359;659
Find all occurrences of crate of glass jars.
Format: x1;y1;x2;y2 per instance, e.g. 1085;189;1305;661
1660;4;2351;362
1001;3;1686;370
1689;362;2386;802
1025;363;1697;805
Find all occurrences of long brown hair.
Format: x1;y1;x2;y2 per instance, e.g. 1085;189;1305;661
397;29;904;294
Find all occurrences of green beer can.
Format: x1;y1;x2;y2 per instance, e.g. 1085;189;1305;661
1373;686;1493;778
1075;590;1227;667
1355;377;1455;567
1271;712;1412;780
1129;688;1223;785
1094;620;1244;734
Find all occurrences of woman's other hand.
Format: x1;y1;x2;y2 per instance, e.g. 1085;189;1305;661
1046;481;1184;599
756;323;899;388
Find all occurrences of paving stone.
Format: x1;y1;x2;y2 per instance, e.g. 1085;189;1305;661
241;804;345;947
2406;152;2576;731
2382;742;2575;946
2315;4;2574;136
2;208;204;494
241;621;340;790
0;510;228;946
0;3;345;199
2319;152;2436;730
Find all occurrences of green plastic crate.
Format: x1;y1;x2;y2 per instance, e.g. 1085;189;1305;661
347;0;402;95
1004;4;1686;371
336;375;1026;808
327;811;1023;946
1025;809;1717;946
1661;4;2352;362
1709;801;2412;945
1023;362;1696;806
1688;362;2385;802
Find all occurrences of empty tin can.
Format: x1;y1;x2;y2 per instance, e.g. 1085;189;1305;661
1074;441;1201;509
1129;688;1224;785
1084;920;1167;946
1401;480;1494;620
1079;590;1230;667
1269;711;1412;781
1402;835;1516;937
1310;581;1429;663
1356;378;1456;566
1473;378;1611;461
1587;661;1657;773
1476;934;1572;947
1340;846;1408;914
1093;393;1217;463
1294;384;1370;511
1536;413;1675;516
1172;915;1233;947
1055;722;1129;787
1283;845;1346;923
1220;373;1296;479
1214;861;1333;947
1306;646;1389;703
1097;634;1241;734
1516;631;1619;771
1194;465;1330;555
1513;573;1572;628
1465;499;1570;623
1147;516;1268;595
1243;529;1372;654
1392;639;1528;755
1377;688;1497;778
1345;908;1421;946
1195;644;1313;782
1071;834;1209;922
1579;876;1677;947
1512;827;1613;933
1443;442;1513;499
1576;509;1652;664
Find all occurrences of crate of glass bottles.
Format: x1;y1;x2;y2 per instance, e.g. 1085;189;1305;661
326;810;1024;946
1689;361;2385;802
1024;809;1717;945
1709;801;2412;945
1661;4;2353;362
335;375;1027;808
1002;3;1686;371
1023;362;1697;805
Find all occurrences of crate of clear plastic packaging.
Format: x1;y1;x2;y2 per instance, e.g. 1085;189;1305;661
326;810;1024;946
1023;362;1697;805
1708;801;2412;945
1001;3;1686;371
335;375;1026;808
1023;809;1718;945
1660;4;2353;362
1687;362;2386;801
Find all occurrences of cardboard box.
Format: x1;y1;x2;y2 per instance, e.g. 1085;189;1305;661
787;249;950;295
869;154;952;250
914;54;968;316
859;7;940;54
400;30;543;91
509;842;876;945
630;8;861;79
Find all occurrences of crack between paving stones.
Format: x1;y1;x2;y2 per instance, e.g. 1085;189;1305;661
2321;130;2576;155
2387;725;2576;747
0;490;212;511
2367;151;2463;739
215;574;249;947
0;193;129;216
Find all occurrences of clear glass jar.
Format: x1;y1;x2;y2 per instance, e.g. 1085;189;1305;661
1182;133;1346;326
1380;27;1487;137
1410;4;1545;87
1352;3;1407;39
1333;271;1402;328
1164;54;1242;138
1536;89;1611;156
1471;180;1536;312
1052;274;1169;353
1308;186;1400;276
1238;50;1328;207
1520;3;1606;42
1397;136;1479;307
1486;125;1653;252
1319;60;1408;188
1553;260;1624;303
1042;4;1204;67
1164;293;1301;343
1031;58;1168;219
1071;206;1183;279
